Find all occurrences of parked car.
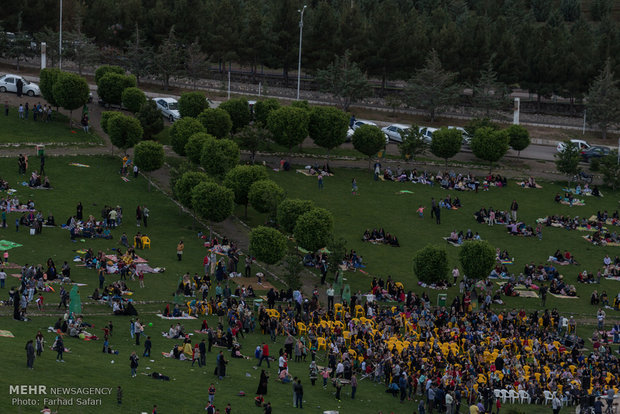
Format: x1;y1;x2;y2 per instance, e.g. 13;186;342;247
557;139;590;153
420;127;438;143
347;120;378;140
447;126;471;145
154;97;180;122
0;74;40;96
381;124;410;143
580;146;610;162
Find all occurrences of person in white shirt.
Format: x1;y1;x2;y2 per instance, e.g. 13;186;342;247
335;362;344;378
452;267;460;283
326;285;335;309
0;268;6;288
278;354;286;372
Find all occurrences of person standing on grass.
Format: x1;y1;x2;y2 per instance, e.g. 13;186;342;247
208;383;216;404
318;174;324;190
54;335;64;362
510;200;518;222
117;386;122;405
18;103;24;119
177;240;184;261
143;336;151;357
351;178;358;195
81;113;89;133
0;267;6;289
351;373;357;399
136;205;142;227
142;205;149;227
24;102;28;119
129;351;139;377
25;339;35;369
135;319;143;345
199;339;207;366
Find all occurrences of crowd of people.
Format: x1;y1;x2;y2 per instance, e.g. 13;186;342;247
362;228;400;247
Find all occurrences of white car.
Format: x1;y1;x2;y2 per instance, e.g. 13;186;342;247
557;139;590;153
0;74;40;96
421;127;438;143
381;123;410;143
347;120;377;139
154;97;180;122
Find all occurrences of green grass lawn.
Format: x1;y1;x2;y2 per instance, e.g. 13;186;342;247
0;155;617;414
268;167;620;317
0;106;102;146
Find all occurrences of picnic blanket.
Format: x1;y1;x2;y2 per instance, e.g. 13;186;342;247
516;182;543;189
69;163;90;168
563;188;603;197
0;240;22;251
560;199;585;206
582;235;620;246
396;190;414;195
518;291;539;298
296;169;315;177
442;237;461;247
550;293;579;299
0;330;14;338
500;260;513;265
104;254;148;264
156;314;196;320
121;177;130;182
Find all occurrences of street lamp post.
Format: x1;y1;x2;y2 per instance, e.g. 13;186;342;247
296;5;307;101
59;0;63;70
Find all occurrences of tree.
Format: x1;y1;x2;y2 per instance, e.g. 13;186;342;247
125;24;153;85
464;117;500;138
591;0;613;21
507;125;531;158
266;107;309;153
472;59;507;115
63;26;99;75
52;72;90;126
200;138;240;179
586;60;620;139
308;106;349;156
599;151;620;190
316;51;370;112
530;0;552;22
459;241;496;280
219;98;251;133
98;73;137;106
224;165;269;217
249;226;287;265
121;87;146;113
249;179;286;220
134;141;164;172
108;114;143;149
398;127;427;162
174;171;211;208
430;127;462;167
283;252;303;290
137;100;164;140
470;127;510;173
100;111;122;134
277;199;314;234
234;125;272;164
555;141;581;186
184;39;208;90
197;108;233;139
154;27;181;91
6;14;36;71
254;98;281;126
405;50;460;122
294;208;334;253
191;182;234;224
178;91;208;118
39;68;61;108
184;132;214;164
560;0;581;21
352;125;385;169
94;65;124;84
413;245;449;284
170;117;206;156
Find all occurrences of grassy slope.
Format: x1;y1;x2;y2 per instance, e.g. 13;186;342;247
0;106;102;145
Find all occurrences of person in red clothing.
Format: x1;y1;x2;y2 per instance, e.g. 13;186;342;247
258;342;270;367
203;255;210;276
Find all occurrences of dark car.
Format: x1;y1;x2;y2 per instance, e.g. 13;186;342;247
580;146;610;162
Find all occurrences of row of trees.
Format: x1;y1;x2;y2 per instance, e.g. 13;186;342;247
413;240;496;284
3;0;620;97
